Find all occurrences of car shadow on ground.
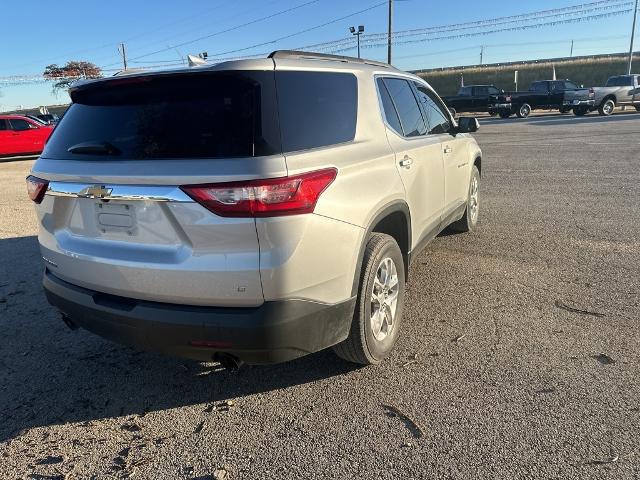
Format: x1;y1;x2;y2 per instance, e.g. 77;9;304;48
479;110;640;127
0;236;358;443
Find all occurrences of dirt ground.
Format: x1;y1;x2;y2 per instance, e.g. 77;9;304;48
1;111;639;479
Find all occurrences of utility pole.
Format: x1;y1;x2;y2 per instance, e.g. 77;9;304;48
480;46;484;65
570;40;574;57
119;43;128;71
387;0;393;64
628;0;638;74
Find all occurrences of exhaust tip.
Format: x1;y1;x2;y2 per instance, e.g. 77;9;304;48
214;352;243;370
61;314;79;330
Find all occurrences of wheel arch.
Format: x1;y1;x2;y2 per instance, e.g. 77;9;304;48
351;202;412;296
473;155;482;177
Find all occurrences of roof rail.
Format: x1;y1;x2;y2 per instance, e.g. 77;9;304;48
268;50;392;69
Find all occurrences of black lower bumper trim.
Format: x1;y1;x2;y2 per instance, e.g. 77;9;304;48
43;270;355;364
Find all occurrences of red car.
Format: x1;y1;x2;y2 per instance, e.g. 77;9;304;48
0;115;54;157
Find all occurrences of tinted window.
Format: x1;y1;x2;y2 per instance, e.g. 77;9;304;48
383;78;427;137
276;71;357;152
606;76;633;87
549;81;565;91
475;86;489;96
9;119;31;131
44;71;280;160
488;86;500;95
530;82;547;92
414;85;451;135
0;120;7;131
377;78;403;135
564;81;578;90
458;86;472;96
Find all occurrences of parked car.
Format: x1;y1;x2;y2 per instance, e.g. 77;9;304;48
27;50;482;367
442;85;503;116
566;74;640;116
492;79;590;118
24;115;50;125
0;115;54;157
37;113;60;125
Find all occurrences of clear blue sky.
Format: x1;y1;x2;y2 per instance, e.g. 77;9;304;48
1;0;637;110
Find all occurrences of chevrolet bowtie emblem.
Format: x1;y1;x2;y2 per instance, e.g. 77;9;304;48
78;185;113;199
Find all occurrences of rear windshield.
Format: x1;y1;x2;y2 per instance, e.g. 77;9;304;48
43;70;358;160
606;76;633;87
43;71;281;159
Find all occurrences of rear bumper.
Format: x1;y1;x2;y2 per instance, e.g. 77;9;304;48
563;99;595;107
43;270;355;364
491;103;512;110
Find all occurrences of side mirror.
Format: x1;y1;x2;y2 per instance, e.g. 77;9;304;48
456;117;479;133
500;89;505;94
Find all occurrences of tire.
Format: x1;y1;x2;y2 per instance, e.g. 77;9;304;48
488;110;498;117
635;106;640;112
333;233;405;365
499;110;512;119
559;106;571;114
573;106;588;116
598;98;615;116
450;165;480;233
517;103;531;118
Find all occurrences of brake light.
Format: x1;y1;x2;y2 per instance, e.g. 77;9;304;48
589;87;595;98
181;168;337;217
26;175;49;204
505;95;512;102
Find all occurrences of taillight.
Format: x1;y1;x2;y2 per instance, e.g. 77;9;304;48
181;168;337;217
26;175;49;204
505;95;512;102
589;87;595;98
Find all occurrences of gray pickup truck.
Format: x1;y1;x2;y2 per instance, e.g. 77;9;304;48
565;74;640;116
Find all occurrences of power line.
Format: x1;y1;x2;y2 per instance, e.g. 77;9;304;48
110;0;321;66
328;8;633;54
205;1;386;58
290;0;632;53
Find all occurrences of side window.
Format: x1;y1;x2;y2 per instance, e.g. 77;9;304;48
276;71;357;152
564;81;578;90
0;120;8;131
9;119;31;131
376;78;403;135
488;86;500;95
382;78;427;137
530;82;546;92
550;81;564;91
414;84;451;135
458;86;472;96
474;86;489;96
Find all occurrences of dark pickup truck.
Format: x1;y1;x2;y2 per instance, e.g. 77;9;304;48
492;80;591;118
442;85;504;116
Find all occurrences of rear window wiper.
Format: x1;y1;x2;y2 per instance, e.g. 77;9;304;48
68;141;121;156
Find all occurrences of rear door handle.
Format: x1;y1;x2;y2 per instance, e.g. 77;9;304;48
443;146;452;154
399;156;413;168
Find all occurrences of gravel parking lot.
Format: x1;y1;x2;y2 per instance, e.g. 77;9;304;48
1;111;639;480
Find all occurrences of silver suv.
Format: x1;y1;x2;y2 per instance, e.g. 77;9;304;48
27;51;482;367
